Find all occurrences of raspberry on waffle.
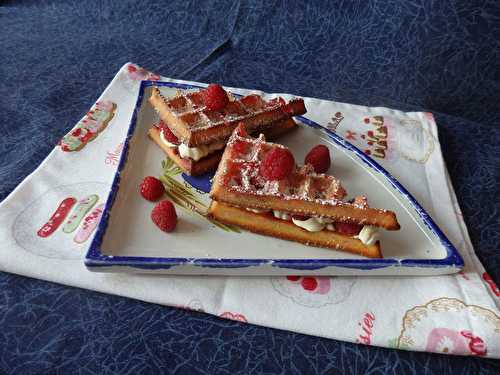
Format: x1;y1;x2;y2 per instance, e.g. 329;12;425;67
208;124;401;258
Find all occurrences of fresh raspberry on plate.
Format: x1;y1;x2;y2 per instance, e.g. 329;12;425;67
140;176;165;201
151;200;177;232
204;84;229;111
259;147;295;180
304;144;331;173
159;123;180;145
336;222;362;236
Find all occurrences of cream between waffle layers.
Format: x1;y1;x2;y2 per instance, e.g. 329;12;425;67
208;125;400;258
148;85;306;176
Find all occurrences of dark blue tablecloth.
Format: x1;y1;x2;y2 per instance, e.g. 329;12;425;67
1;1;499;373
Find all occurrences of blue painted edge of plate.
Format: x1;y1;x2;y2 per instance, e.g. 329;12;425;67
85;80;464;272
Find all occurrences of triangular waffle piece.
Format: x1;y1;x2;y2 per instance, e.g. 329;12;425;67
149;86;306;147
208;125;401;258
210;125;400;230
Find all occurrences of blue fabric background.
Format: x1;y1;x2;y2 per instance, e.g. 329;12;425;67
1;0;499;373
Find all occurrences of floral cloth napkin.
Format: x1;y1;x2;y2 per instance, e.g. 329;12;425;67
1;63;499;357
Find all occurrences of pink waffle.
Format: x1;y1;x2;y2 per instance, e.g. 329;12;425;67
210;125;400;230
149;86;306;147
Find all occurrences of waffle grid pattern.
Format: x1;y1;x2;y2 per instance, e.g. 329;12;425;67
220;128;347;204
158;89;289;132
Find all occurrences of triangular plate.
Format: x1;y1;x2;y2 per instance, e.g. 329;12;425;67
85;81;463;276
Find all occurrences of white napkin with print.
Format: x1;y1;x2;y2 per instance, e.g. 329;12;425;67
1;63;499;357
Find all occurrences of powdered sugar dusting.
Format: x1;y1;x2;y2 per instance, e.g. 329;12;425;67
157;87;304;132
219;128;350;207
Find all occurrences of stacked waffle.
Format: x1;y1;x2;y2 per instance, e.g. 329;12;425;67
148;86;306;175
209;124;400;258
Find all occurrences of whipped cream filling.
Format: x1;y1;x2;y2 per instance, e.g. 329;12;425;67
237;205;380;245
290;216;334;232
273;210;291;221
246;207;270;214
355;225;380;245
178;141;225;161
326;223;336;231
272;210;379;245
159;129;225;161
291;216;326;232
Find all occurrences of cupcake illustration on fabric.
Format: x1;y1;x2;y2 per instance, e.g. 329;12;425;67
356;116;435;163
219;311;248;322
397;297;500;357
12;182;109;260
60;100;116;152
121;63;160;93
126;63;160;81
425;328;487;356
327;111;344;132
271;276;356;308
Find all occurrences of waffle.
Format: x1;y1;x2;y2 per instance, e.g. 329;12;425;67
209;201;382;258
149;86;306;147
210;125;400;230
148;118;297;176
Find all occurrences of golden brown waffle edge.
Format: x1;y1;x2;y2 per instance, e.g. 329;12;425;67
210;125;400;230
149;86;306;147
208;201;382;258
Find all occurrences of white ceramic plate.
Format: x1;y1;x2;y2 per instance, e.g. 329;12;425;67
85;81;463;275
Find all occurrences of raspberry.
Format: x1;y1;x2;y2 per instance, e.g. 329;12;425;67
151;200;177;232
301;277;318;291
240;95;260;107
204;84;229;111
286;276;301;281
266;97;286;109
140;176;165;201
234;123;248;137
304;145;331;174
336;222;362;236
127;64;137;73
232;140;248;155
159;122;179;145
259;147;295;180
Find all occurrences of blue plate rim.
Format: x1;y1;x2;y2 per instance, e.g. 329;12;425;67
84;80;464;272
